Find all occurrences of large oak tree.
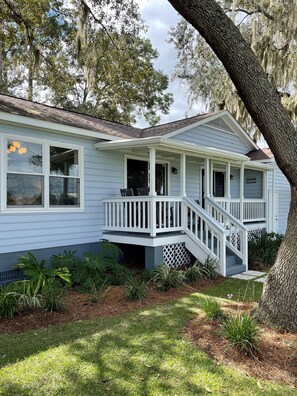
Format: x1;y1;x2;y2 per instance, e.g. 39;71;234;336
167;0;297;331
169;0;296;139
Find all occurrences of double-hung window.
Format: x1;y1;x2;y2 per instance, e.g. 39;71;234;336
5;138;82;210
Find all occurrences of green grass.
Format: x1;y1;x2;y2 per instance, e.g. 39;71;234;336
200;278;264;302
0;279;294;396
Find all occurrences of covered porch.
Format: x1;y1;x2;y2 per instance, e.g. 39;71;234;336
95;137;275;276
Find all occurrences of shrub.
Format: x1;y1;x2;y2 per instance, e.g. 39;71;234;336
200;257;219;279
42;281;65;312
140;269;153;282
152;264;184;291
248;232;283;268
15;252;71;296
0;286;19;318
51;250;81;270
125;277;147;302
222;314;259;355
184;261;204;283
201;299;224;320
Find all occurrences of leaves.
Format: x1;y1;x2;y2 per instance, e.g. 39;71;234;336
0;0;173;125
170;0;297;138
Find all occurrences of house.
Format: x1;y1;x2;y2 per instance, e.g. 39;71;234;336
0;94;290;283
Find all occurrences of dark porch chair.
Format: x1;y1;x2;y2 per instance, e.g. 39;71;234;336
136;187;149;196
120;188;134;197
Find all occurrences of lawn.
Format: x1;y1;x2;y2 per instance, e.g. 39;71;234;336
0;279;295;396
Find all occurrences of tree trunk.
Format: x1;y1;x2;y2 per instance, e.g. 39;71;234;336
167;0;297;331
257;187;297;331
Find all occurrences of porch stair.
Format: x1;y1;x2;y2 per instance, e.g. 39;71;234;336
183;197;248;277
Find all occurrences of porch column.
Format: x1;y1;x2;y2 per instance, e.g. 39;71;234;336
225;162;231;213
149;147;156;196
204;158;210;212
180;153;186;197
263;170;268;227
239;162;244;222
210;160;213;197
271;169;276;232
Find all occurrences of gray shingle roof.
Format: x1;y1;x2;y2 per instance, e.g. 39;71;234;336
141;111;223;137
246;149;271;161
0;94;141;139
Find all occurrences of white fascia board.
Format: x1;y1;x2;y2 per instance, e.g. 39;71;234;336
222;112;259;150
244;161;276;171
0;111;122;141
161;109;259;152
95;136;249;162
161;110;228;138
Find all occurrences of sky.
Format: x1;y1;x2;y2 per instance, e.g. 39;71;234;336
135;0;205;127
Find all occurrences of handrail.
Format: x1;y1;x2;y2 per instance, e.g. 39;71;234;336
205;197;247;230
182;197;227;275
205;197;248;266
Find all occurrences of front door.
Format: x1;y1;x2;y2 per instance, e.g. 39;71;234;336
213;171;225;197
127;159;167;195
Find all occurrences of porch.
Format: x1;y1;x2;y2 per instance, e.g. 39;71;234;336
95;137;275;276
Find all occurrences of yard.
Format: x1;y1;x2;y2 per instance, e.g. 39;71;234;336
0;278;296;396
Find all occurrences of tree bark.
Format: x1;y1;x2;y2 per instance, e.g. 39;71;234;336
167;0;297;331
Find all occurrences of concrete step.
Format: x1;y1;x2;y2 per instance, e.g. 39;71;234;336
226;264;246;277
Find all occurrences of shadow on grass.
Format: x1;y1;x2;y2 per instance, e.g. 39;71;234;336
0;291;291;396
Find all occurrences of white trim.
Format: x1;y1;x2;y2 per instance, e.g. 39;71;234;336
159;110;258;151
124;154;170;195
0;111;122;141
95;136;250;162
1;133;84;212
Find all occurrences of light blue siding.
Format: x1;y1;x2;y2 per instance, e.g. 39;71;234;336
268;167;290;235
170;124;250;154
244;170;263;199
0;122;125;263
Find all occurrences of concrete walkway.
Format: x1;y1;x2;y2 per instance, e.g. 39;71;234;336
230;270;267;282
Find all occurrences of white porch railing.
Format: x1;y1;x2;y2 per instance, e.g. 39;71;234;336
103;196;183;236
205;197;248;266
182;197;227;274
213;198;266;223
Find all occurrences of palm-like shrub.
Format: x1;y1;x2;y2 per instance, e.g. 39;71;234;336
15;252;71;296
222;315;259;355
152;264;184;291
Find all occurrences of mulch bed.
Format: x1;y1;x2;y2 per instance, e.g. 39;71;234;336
185;302;297;388
0;278;223;334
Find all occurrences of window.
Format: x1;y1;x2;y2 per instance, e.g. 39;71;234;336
7;140;43;206
4;138;82;210
49;146;80;206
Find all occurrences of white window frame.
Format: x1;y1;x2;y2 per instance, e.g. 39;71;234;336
124;155;170;195
0;133;84;213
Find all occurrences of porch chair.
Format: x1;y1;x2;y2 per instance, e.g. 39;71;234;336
120;188;134;197
136;187;149;196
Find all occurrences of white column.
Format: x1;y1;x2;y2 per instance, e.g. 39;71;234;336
225;162;231;213
263;170;268;227
149;147;156;196
239;162;244;222
271;169;276;232
210;160;213;197
204;158;210;198
180;153;186;197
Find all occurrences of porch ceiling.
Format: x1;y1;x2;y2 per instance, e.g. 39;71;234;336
94;136;248;163
94;137;275;170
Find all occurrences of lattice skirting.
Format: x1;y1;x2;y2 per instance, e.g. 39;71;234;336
247;227;266;241
0;268;23;285
163;243;192;269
